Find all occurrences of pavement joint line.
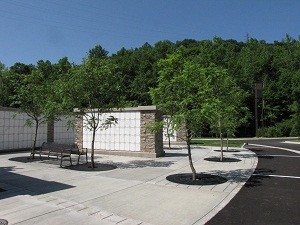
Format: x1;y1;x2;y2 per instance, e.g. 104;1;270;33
76;206;89;212
252;174;300;179
87;210;102;216
1;147;256;225
79;181;144;204
101;214;114;220
247;143;300;154
116;218;127;224
13;208;63;225
89;211;112;216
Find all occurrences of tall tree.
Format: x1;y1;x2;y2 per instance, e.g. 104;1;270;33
11;69;49;158
151;50;214;180
64;48;122;168
200;65;249;160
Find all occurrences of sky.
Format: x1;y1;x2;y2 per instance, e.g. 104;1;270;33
0;0;299;67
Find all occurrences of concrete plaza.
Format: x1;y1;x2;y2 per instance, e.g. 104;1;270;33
0;146;257;225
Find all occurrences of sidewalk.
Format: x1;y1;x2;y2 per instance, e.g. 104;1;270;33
0;146;257;225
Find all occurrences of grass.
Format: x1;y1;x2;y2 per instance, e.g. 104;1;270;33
191;138;245;148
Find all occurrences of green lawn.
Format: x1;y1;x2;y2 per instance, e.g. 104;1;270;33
191;139;245;148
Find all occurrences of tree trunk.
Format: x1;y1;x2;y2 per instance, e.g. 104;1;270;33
219;119;223;161
31;119;39;159
186;124;196;180
226;134;229;152
168;134;171;149
91;128;96;168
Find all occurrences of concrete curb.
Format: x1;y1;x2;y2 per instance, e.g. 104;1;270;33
193;147;258;225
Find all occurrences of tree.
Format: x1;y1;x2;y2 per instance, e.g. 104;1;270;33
291;70;300;137
11;69;50;158
88;45;108;60
200;66;248;160
64;48;122;168
150;50;213;180
10;59;70;158
0;62;7;106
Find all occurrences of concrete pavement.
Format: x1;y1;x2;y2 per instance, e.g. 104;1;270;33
0;146;257;225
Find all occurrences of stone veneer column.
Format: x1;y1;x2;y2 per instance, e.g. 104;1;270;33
47;119;54;143
140;106;164;157
75;115;83;149
176;123;187;143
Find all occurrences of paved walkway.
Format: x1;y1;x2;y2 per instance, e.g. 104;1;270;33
0;146;257;225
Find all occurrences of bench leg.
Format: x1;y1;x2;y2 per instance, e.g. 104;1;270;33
77;154;80;165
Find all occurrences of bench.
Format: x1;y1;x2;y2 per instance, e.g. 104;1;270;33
38;142;88;167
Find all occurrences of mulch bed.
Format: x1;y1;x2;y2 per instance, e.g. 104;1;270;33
204;157;241;162
9;156;50;163
0;219;8;225
63;163;117;172
214;149;241;153
166;173;227;185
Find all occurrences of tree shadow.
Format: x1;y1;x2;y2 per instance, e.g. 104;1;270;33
204;157;241;162
214;149;241;153
63;163;117;172
9;156;89;167
164;152;188;157
257;155;274;159
9;156;51;163
166;173;228;186
244;175;271;188
232;153;256;159
207;168;254;183
0;166;75;200
104;160;174;169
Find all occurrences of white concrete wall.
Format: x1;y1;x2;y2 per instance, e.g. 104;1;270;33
0;107;76;152
54;117;75;144
83;112;141;151
163;116;177;142
0;108;47;151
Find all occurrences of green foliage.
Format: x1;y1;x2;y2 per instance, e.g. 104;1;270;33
257;119;294;137
60;47;123;168
2;36;300;138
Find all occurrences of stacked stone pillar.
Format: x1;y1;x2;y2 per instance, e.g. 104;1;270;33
140;106;164;157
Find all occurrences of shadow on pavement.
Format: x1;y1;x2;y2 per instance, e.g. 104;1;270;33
204;157;241;162
164;152;188;157
207;168;254;183
105;160;174;169
63;163;117;172
0;166;75;200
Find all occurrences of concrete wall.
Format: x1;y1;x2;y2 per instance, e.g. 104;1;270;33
0;107;75;152
54;117;76;144
75;106;164;158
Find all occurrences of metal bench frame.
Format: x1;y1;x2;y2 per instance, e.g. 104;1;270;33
38;142;88;167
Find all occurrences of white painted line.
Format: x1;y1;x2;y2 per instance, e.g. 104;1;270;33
258;155;300;158
283;141;300;145
247;143;300;154
253;174;300;179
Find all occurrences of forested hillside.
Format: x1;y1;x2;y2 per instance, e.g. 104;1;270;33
1;35;299;137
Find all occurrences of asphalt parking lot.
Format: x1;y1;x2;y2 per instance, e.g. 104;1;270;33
206;140;300;225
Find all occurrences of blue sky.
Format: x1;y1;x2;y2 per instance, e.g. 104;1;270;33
0;0;299;67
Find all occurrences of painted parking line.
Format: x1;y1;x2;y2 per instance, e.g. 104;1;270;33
252;174;300;179
258;155;300;158
246;143;300;154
